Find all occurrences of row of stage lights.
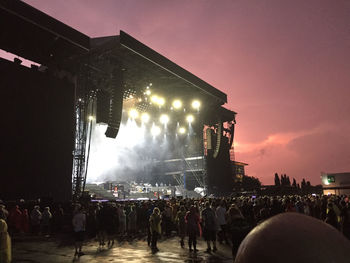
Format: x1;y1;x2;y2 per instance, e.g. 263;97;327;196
89;84;202;137
140;85;201;110
130;86;200;137
88;113;189;137
149;124;188;137
128;110;193;137
128;110;195;125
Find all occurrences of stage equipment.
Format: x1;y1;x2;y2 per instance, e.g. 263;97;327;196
179;127;186;134
129;108;138;119
160;114;169;124
186;114;194;123
213;121;222;159
141;112;150;123
96;89;110;124
192;100;201;110
172;99;182;109
1;0;237;199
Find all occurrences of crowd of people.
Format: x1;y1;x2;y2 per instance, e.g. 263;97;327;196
0;193;350;261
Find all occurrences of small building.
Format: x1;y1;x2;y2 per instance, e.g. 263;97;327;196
232;161;248;182
321;172;350;195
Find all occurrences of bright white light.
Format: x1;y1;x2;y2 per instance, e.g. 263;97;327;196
129;109;139;119
151;95;158;103
151;95;165;106
160;114;169;124
186;115;194;123
141;113;150;123
88;115;94;121
151;125;161;136
172;100;182;109
157;97;165;106
145;90;151;95
192;100;201;109
179;127;186;134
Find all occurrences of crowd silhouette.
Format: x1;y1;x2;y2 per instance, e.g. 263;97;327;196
1;193;350;262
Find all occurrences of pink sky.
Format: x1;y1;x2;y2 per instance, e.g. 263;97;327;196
23;0;350;185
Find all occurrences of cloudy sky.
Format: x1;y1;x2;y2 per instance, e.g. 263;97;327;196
23;0;350;185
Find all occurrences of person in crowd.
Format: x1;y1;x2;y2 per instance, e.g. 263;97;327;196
128;205;137;237
149;207;162;253
0;204;9;221
325;202;339;229
105;203;119;248
52;204;64;233
72;204;86;257
175;205;187;248
41;207;52;237
0;219;11;263
162;204;173;237
96;203;109;248
201;201;217;253
340;200;350;239
234;212;350;263
227;204;250;256
295;197;305;214
284;197;296;212
186;205;201;252
30;205;42;235
21;209;30;234
146;203;154;247
8;205;22;233
118;205;126;236
216;200;229;244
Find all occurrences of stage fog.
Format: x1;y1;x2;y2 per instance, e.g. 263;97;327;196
86;115;194;185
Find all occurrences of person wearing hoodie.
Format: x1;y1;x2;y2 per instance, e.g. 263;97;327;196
0;219;11;263
149;207;162;252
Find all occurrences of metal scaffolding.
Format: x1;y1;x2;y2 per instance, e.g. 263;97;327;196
72;98;88;200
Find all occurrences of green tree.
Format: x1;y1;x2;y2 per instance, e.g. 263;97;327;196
274;173;281;186
242;175;262;191
301;178;306;192
286;175;291;186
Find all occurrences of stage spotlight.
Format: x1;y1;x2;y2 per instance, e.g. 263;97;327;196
172;100;182;109
129;108;139;119
141;113;150;123
157;97;165;106
151;125;161;136
160;114;169;124
151;95;165;106
179;127;186;134
192;100;201;110
151;95;158;103
145;90;151;95
186;114;194;123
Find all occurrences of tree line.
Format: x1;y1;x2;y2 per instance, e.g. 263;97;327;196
273;173;322;195
231;173;322;196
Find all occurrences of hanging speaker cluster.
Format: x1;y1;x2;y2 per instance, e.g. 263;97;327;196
96;89;110;124
213;121;222;159
105;69;124;138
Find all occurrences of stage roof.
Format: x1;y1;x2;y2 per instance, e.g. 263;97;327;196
0;0;89;65
1;0;236;123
